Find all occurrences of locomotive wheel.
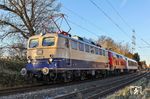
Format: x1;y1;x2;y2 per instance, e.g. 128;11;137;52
80;72;86;80
63;71;73;82
42;75;51;82
102;70;108;78
25;73;35;83
49;72;57;81
94;71;100;79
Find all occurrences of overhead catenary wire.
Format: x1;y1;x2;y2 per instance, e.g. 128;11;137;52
89;0;131;39
90;0;150;50
106;0;150;49
63;6;106;33
88;0;150;63
141;39;150;47
105;0;133;30
105;0;144;49
68;19;100;37
62;6;117;39
138;46;150;48
104;0;150;48
62;1;150;51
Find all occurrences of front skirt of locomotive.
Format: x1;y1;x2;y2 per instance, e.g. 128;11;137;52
20;59;58;77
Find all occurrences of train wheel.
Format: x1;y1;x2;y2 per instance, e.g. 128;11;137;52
42;75;51;84
80;72;86;80
63;71;73;82
25;73;35;83
94;71;102;79
49;72;57;81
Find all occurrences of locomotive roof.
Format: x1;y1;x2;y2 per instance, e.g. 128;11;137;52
28;33;58;39
29;33;106;50
109;50;137;62
58;33;107;50
29;33;107;50
108;50;124;57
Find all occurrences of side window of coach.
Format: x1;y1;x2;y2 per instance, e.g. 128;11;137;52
71;40;78;50
79;43;84;51
85;44;90;52
102;50;105;56
95;48;99;55
65;39;69;48
90;46;95;54
105;51;108;56
99;49;102;55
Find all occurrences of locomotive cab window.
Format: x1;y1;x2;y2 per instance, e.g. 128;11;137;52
65;39;69;48
29;38;39;48
42;37;55;46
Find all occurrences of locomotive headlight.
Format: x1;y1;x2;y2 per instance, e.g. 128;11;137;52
32;59;37;64
42;67;49;75
20;68;27;76
48;54;53;64
27;56;32;63
49;58;53;63
27;59;31;63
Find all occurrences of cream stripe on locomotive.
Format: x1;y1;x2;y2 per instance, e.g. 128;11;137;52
27;33;109;64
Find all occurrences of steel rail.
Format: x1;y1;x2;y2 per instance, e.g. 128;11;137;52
53;72;148;99
0;73;131;97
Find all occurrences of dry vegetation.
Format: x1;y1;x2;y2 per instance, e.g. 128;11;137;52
106;75;150;99
0;58;26;88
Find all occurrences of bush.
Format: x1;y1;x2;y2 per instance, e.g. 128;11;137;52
0;58;27;88
0;72;25;87
0;58;26;72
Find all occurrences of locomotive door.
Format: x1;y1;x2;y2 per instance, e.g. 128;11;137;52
65;39;71;66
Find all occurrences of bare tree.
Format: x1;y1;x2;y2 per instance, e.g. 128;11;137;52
0;47;4;57
97;35;116;50
0;42;27;60
97;35;132;57
0;0;61;40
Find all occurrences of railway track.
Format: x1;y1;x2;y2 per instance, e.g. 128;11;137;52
0;71;148;98
53;72;148;99
0;73;132;97
0;83;44;96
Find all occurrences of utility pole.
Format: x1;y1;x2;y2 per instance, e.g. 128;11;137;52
132;30;136;54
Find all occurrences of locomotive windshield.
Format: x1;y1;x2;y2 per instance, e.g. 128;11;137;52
42;37;55;46
29;38;39;48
